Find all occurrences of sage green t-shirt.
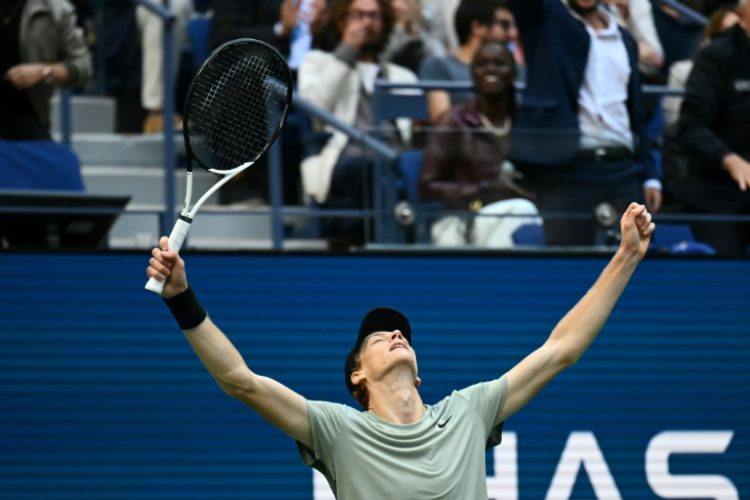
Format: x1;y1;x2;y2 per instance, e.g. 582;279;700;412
297;375;508;500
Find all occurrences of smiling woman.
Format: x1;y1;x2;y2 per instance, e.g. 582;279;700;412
419;40;542;248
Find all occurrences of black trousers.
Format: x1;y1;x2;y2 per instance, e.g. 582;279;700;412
527;156;645;246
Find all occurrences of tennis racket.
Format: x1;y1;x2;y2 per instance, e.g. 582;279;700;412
145;38;293;294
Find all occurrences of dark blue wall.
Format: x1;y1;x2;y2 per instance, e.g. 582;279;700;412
1;253;748;499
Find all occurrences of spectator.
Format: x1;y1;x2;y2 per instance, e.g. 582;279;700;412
97;0;143;133
298;0;417;248
288;0;328;70
423;0;459;51
210;0;299;55
136;0;193;134
419;41;540;247
605;0;665;76
663;5;739;127
509;0;661;246
209;0;303;205
419;0;513;124
381;0;446;74
1;0;92;140
673;0;750;255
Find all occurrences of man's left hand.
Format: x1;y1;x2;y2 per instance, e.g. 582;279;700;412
620;202;655;259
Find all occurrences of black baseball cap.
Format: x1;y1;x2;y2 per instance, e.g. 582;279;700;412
344;307;412;394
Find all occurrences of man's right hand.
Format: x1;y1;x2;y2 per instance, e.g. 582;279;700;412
146;236;188;298
723;154;750;192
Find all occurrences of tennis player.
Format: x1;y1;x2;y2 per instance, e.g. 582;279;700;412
146;202;655;499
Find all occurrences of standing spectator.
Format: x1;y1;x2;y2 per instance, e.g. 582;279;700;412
662;5;739;127
298;0;418;248
509;0;662;246
420;41;540;247
1;0;92;139
674;0;750;255
209;0;301;205
97;0;143;133
210;0;299;55
136;0;193;134
419;0;513;124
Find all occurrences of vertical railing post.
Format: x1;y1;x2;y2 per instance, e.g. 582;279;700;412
161;0;177;235
60;89;72;147
268;139;284;250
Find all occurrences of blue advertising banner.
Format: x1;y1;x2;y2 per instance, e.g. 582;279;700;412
0;253;748;499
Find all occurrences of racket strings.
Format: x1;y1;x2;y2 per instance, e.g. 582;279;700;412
185;42;291;173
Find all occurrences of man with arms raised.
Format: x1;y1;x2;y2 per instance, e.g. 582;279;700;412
146;203;655;498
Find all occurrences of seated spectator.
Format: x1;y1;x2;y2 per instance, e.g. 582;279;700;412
418;0;513;124
136;0;193;133
673;0;750;256
381;0;446;74
1;0;92;140
419;41;540;248
663;5;739;127
509;0;661;246
298;0;417;248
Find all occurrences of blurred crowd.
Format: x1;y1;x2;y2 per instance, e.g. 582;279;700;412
1;0;749;254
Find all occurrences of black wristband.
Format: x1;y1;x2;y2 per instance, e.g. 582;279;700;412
163;286;207;330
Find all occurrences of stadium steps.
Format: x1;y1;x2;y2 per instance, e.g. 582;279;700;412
55;95;325;250
72;132;276;249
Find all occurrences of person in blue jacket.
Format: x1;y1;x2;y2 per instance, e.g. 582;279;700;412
509;0;662;246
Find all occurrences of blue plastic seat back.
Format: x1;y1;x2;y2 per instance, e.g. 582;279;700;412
0;140;84;191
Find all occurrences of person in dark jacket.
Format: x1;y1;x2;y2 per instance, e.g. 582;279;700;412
508;0;662;246
210;0;299;55
675;0;750;256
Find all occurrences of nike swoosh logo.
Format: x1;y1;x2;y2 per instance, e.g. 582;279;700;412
437;416;452;428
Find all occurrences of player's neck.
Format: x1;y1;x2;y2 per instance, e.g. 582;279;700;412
367;377;425;425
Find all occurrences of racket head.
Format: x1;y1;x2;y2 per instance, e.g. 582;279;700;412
182;38;293;174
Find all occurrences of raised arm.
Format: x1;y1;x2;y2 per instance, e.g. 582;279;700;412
497;203;655;423
146;237;312;448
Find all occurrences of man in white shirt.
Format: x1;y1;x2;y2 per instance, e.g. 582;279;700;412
509;0;662;246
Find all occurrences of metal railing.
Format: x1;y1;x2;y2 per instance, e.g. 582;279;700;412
655;0;708;26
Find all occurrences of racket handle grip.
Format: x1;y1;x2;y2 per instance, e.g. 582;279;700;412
145;218;192;295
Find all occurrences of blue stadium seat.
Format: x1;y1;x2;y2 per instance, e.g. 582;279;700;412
0;140;84;191
512;222;546;246
650;222;715;255
397;149;442;243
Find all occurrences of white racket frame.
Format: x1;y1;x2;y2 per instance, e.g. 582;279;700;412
144;161;252;295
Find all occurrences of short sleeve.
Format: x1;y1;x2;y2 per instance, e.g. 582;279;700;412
296;400;354;490
418;56;451;80
456;375;509;448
